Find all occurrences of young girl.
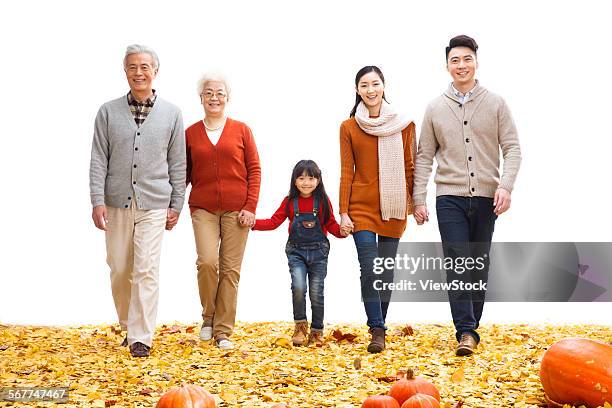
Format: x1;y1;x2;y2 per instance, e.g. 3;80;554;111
253;160;346;346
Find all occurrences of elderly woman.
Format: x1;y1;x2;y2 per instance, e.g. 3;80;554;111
185;73;261;350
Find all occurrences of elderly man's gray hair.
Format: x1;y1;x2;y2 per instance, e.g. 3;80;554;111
197;72;231;99
123;44;160;70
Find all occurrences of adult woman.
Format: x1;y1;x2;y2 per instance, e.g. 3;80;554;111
339;66;416;353
185;72;261;350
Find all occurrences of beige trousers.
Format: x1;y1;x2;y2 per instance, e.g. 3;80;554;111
105;202;166;347
191;209;250;339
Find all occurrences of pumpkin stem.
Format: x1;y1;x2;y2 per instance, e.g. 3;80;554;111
406;369;415;380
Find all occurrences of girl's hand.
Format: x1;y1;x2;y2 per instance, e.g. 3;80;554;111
340;213;354;235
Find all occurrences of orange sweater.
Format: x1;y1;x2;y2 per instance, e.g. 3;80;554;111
339;118;416;238
186;118;261;213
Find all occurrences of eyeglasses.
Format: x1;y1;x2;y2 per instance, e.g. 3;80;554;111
201;90;227;100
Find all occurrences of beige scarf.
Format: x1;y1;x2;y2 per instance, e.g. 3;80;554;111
355;101;411;221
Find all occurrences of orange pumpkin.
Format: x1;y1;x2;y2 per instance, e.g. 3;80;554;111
156;384;216;407
389;369;440;405
540;338;612;408
400;394;440;408
362;395;401;408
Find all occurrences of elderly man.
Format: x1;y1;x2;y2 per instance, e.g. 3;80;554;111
89;44;185;357
413;35;521;357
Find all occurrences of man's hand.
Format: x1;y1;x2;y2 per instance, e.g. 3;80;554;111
92;205;107;231
493;188;511;215
413;205;429;225
166;209;180;230
340;213;354;236
239;209;255;228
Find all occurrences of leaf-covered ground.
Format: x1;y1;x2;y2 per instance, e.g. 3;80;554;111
0;323;610;407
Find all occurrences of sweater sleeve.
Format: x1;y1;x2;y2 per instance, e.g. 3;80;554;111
253;197;289;231
167;109;186;211
403;122;417;213
497;98;522;192
324;197;345;239
339;121;355;214
89;105;109;207
242;124;261;213
413;105;439;206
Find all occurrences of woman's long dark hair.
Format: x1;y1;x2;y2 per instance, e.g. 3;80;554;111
286;160;331;223
349;65;388;118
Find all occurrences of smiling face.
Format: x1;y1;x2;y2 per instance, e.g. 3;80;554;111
356;71;385;115
200;80;228;117
124;53;157;99
447;46;478;89
295;172;320;198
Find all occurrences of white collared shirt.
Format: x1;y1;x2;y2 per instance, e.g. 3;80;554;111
452;81;477;104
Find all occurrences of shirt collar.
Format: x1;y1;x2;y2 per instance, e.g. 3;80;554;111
127;89;157;106
451;80;478;99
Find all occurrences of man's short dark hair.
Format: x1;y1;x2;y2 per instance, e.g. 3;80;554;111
446;35;478;60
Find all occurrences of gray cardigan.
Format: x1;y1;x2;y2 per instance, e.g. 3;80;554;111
89;95;186;211
413;83;521;205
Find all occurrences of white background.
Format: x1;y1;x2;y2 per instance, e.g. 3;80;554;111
1;0;610;326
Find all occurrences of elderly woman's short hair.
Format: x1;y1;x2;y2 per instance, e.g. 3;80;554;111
123;44;160;70
197;72;231;99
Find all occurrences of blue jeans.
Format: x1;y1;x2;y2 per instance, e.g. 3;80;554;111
353;230;400;329
436;195;497;343
285;241;329;330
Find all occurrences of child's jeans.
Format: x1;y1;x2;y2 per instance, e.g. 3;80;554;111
285;241;329;330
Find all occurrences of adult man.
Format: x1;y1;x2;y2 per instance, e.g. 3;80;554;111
413;35;521;356
89;44;185;357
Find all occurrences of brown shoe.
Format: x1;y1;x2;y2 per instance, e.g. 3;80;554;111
456;333;477;356
120;336;128;347
129;342;150;357
307;329;324;347
291;322;309;346
367;327;385;353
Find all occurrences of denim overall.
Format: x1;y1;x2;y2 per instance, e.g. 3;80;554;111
285;196;330;330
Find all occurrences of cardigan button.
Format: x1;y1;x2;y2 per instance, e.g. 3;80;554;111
465;138;470;142
134;164;137;168
464;121;468;125
468;157;472;161
470;172;474;177
471;188;475;192
124;205;129;208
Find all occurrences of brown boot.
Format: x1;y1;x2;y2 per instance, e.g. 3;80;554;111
307;329;324;347
456;333;478;356
291;322;309;346
367;327;385;353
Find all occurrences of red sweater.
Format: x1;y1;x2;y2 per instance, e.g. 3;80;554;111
186;118;261;213
253;195;345;239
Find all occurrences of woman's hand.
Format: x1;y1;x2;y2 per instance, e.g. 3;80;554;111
413;205;429;225
340;213;354;236
239;209;256;227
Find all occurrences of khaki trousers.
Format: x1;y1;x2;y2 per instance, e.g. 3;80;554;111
105;202;166;347
191;209;249;339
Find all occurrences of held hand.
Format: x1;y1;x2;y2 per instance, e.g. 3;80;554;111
92;205;107;231
493;188;511;215
239;209;256;228
413;205;429;225
166;208;180;230
340;213;354;235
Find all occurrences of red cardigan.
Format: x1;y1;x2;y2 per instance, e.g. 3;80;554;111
253;195;345;239
186;118;261;213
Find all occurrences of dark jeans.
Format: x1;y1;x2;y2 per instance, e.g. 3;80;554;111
353;230;400;329
285;241;329;330
436;195;497;343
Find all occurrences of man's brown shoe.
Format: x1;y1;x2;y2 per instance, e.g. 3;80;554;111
129;342;150;357
456;333;477;356
120;336;128;347
307;329;324;347
367;327;385;353
291;322;309;346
